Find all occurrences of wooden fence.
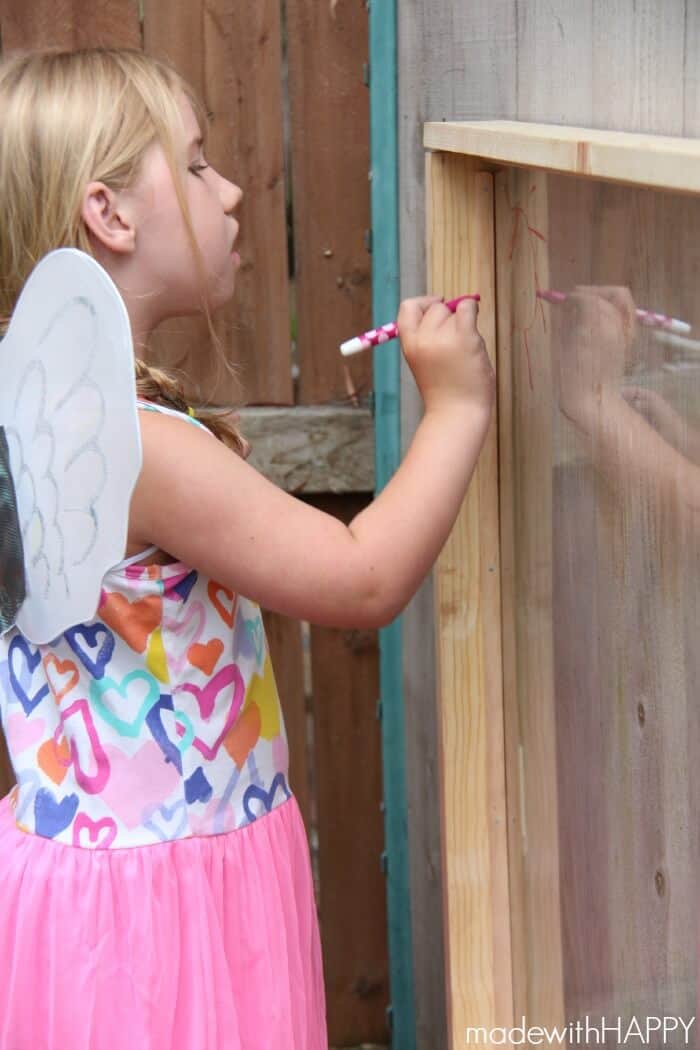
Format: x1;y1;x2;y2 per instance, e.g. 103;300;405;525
0;2;388;1045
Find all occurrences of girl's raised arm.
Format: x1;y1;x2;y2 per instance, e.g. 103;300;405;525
129;295;495;630
129;396;490;630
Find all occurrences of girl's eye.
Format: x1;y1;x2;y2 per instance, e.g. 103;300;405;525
189;162;210;178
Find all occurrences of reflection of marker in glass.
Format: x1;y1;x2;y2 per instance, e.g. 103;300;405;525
652;329;700;355
339;293;481;356
537;289;691;335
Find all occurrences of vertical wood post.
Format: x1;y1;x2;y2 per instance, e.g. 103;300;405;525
426;149;513;1049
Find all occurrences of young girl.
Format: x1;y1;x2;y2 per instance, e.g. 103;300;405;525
0;47;494;1050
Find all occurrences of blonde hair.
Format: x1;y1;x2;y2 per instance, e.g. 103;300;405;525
0;46;248;456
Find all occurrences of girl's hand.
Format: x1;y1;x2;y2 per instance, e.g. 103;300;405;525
555;285;636;425
397;295;495;418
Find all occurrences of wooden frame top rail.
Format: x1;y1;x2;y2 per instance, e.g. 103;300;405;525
423;120;700;194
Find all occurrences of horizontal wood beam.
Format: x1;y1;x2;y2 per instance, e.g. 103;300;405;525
423;120;700;194
204;405;375;494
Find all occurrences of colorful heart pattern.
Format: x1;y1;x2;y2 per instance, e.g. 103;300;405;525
188;639;223;675
173;664;246;761
9;636;49;715
1;561;290;849
72;813;118;849
64;623;115;679
42;653;79;703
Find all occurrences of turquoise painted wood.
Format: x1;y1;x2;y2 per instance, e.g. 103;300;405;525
369;1;417;1047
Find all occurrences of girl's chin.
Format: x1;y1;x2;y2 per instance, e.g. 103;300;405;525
209;280;237;312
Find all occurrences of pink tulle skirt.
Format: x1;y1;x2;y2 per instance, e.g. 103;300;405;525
0;791;327;1050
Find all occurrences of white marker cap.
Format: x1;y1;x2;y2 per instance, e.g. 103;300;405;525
339;337;367;357
665;318;692;335
652;329;700;354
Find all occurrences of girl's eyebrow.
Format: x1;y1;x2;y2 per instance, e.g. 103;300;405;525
188;135;204;150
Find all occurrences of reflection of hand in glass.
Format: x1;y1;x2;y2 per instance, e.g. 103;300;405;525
621;385;700;466
555;285;636;429
552;285;700;529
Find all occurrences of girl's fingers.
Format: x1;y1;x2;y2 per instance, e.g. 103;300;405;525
398;293;478;339
454;296;479;333
414;295;445;312
422;299;457;333
397;295;445;333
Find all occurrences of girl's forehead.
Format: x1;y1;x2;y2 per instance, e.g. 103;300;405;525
177;95;201;143
132;94;202;191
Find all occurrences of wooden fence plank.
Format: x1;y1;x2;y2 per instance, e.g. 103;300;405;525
0;729;13;800
590;0;686;134
143;0;292;407
0;0;141;50
306;491;388;1046
286;0;372;405
261;610;312;837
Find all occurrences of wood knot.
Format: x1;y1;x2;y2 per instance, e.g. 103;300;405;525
576;140;591;175
342;628;376;652
351;975;384;999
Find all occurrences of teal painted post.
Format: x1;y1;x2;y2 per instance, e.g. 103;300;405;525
368;2;417;1047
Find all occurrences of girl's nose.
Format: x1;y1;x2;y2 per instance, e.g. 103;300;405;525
222;179;242;216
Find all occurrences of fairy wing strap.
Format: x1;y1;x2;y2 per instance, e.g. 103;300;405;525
0;427;26;631
0;248;142;644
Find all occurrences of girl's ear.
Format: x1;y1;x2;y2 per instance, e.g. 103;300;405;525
80;182;136;254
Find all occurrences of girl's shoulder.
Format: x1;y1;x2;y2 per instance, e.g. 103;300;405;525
131;391;376;627
136;398;214;436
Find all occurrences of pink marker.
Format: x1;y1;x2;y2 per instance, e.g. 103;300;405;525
537;289;691;335
339;294;481;357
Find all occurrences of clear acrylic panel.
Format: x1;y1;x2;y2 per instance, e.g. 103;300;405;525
496;167;700;1048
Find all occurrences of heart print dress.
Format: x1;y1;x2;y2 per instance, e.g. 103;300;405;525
0;399;328;1050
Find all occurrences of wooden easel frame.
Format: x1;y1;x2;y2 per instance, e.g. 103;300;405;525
424;121;700;1050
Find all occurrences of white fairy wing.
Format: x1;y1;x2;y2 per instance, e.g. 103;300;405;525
0;248;141;644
